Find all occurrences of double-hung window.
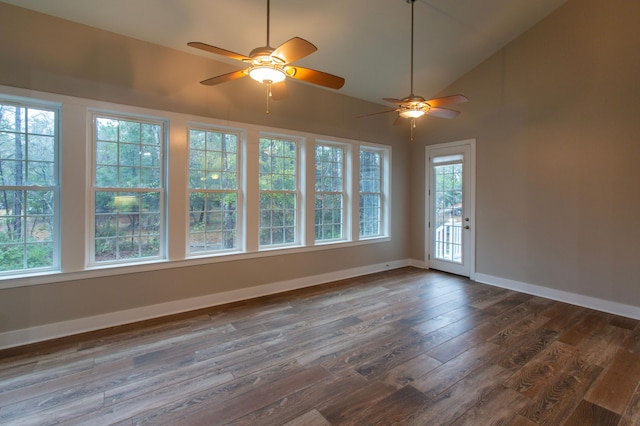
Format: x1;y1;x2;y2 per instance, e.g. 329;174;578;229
0;100;59;274
0;88;394;286
92;114;165;263
314;143;345;242
258;136;299;247
359;148;383;238
188;127;240;254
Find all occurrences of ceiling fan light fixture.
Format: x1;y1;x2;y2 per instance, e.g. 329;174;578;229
399;108;425;119
248;65;286;84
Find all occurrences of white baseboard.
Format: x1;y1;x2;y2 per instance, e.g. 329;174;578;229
408;258;426;268
475;273;640;320
5;262;637;350
0;260;410;350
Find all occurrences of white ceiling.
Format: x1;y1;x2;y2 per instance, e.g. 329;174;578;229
3;0;567;106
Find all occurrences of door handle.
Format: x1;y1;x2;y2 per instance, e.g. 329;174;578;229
464;225;470;230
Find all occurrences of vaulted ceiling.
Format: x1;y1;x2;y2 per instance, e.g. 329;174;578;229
3;0;567;106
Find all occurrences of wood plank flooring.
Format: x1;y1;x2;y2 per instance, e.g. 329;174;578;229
1;267;640;425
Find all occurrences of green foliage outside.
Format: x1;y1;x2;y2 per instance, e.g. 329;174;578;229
0;103;57;272
93;117;163;262
258;138;297;246
1;107;390;269
434;163;463;228
315;144;344;241
188;129;238;252
359;149;382;237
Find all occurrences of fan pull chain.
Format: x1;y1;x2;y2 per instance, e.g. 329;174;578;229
410;118;415;141
265;81;272;115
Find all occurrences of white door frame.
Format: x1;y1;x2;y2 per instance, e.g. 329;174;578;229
425;138;476;279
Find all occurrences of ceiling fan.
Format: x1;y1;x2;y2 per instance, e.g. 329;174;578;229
359;0;468;140
188;0;345;114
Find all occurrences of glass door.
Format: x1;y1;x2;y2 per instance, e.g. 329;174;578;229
426;141;475;277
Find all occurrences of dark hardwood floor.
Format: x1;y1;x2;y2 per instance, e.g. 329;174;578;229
1;267;640;425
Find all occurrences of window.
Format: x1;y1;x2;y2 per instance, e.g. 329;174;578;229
259;136;298;247
315;143;345;242
359;148;383;238
0;100;59;274
0;88;393;287
188;127;239;254
92;114;165;263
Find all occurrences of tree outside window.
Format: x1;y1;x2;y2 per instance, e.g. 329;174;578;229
259;137;298;247
188;127;239;254
359;148;382;238
93;115;164;263
0;102;58;273
315;143;344;242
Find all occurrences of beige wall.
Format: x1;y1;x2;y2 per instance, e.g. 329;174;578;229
410;0;640;306
0;3;410;334
2;0;640;338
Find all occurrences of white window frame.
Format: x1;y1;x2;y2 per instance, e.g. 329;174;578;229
314;141;348;243
89;111;167;266
358;146;389;239
0;86;391;289
0;95;61;276
257;133;303;249
186;124;243;256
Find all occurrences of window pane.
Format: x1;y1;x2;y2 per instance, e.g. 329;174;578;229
94;190;162;261
0;101;58;275
27;108;55;136
187;127;240;256
93;114;164;264
359;148;383;238
119;143;140;167
259;137;298;248
140;167;161;188
315;194;343;241
433;162;463;263
28;135;55;162
259;192;296;247
315;143;344;242
27;160;55;186
188;192;238;253
259;138;296;191
94;116;162;190
0;105;26;132
360;150;381;193
0;189;56;272
96;117;119;141
0;107;30;187
189;128;238;191
141;145;160;167
96;141;118;165
119;120;141;143
190;130;205;150
141;123;161;145
359;193;381;237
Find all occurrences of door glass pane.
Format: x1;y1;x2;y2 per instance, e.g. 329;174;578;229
433;161;463;263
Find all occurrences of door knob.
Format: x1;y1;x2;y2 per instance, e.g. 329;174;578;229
464;225;470;229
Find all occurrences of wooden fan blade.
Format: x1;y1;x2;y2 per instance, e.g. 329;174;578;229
284;66;345;89
426;94;468;107
200;69;248;86
270;82;288;100
383;98;406;105
426;107;461;119
272;37;317;64
188;42;251;62
356;109;397;118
